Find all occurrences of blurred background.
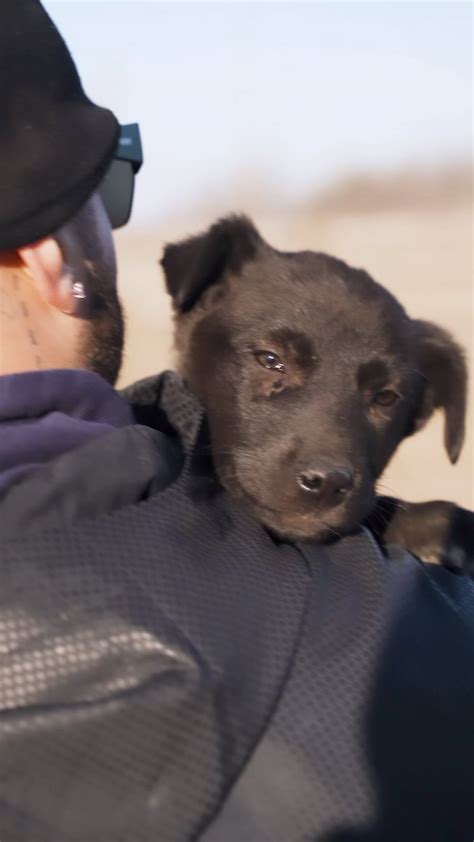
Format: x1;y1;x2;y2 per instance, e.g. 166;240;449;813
48;1;472;507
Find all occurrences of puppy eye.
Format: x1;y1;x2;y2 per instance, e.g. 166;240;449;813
254;350;285;372
373;389;400;407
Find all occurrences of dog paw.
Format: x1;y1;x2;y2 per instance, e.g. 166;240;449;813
440;506;474;578
376;498;474;578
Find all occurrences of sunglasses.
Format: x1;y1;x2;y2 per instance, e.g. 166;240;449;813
98;123;143;229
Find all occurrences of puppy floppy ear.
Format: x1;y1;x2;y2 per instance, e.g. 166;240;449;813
161;215;263;312
413;320;468;464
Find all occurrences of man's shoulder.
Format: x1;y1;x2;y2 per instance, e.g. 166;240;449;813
1;496;473;839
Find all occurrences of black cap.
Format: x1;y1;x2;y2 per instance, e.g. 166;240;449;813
0;0;120;252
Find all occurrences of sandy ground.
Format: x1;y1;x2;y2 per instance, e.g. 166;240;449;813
115;202;473;509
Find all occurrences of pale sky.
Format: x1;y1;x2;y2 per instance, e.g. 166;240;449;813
45;1;472;226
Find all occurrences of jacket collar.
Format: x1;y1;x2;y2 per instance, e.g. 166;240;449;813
0;368;134;494
0;368;133;425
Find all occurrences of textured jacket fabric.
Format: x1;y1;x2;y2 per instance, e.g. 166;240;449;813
0;372;473;842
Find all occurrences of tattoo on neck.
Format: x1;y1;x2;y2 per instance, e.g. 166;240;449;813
0;285;18;320
11;272;43;368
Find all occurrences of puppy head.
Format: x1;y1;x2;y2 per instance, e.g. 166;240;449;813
162;216;467;541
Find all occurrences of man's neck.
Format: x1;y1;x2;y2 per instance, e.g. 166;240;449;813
0;264;80;374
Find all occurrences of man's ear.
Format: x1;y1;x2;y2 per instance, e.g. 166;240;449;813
413;320;468;464
161;215;263;312
18;237;76;314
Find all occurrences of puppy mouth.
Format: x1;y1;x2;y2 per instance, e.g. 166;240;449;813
234;485;370;542
216;456;375;541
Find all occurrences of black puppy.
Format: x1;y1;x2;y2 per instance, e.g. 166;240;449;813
161;215;473;571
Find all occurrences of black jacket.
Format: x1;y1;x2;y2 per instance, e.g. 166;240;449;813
0;372;473;842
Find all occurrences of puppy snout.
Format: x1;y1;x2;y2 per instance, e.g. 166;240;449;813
297;465;354;507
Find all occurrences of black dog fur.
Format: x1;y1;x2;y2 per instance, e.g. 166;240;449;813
162;215;473;569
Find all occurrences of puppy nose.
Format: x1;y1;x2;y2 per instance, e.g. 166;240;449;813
297;466;354;506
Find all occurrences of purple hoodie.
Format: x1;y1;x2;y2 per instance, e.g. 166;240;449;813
0;369;134;495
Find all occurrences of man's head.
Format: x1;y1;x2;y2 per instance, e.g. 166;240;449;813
0;0;137;384
0;193;124;384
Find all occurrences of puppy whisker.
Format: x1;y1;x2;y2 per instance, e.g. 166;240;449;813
321;522;342;538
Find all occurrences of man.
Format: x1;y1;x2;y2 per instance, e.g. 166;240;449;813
0;2;473;841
